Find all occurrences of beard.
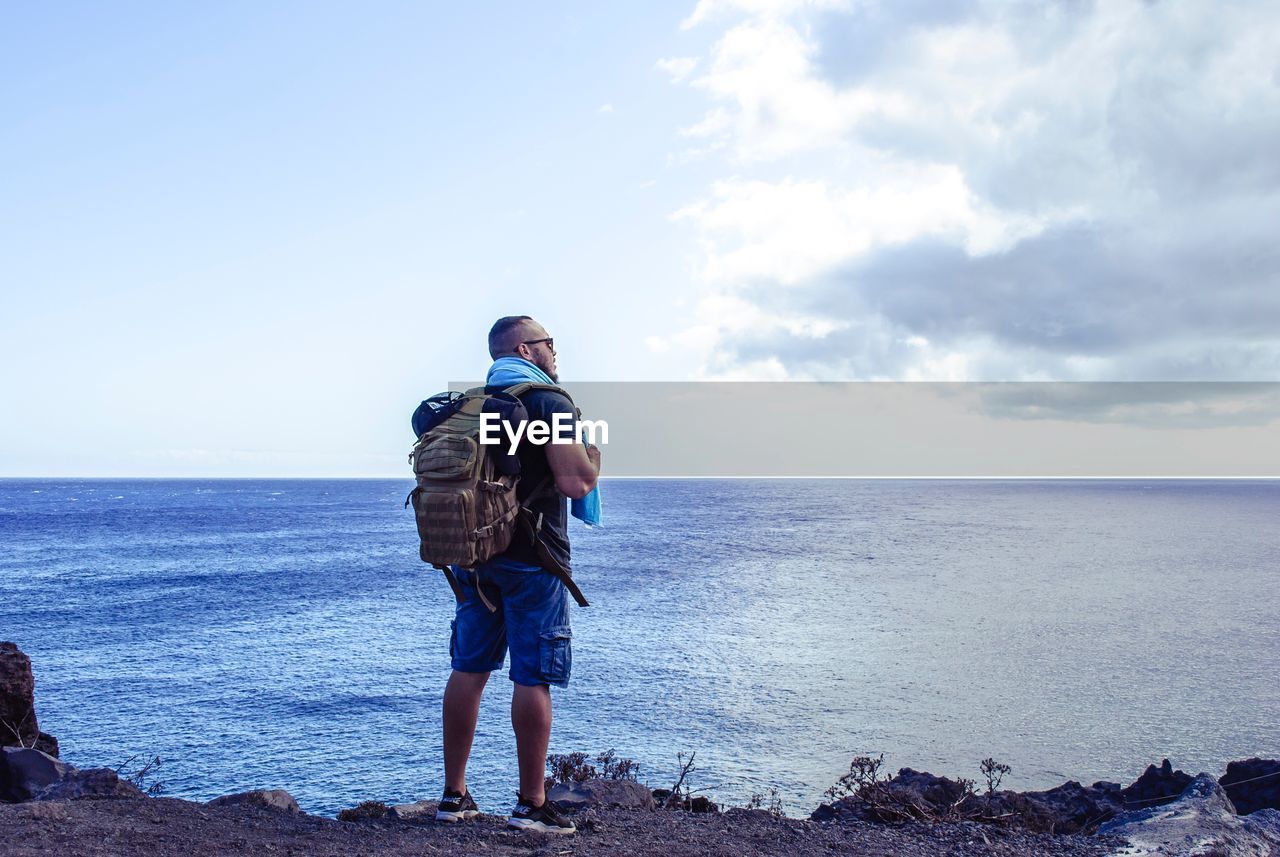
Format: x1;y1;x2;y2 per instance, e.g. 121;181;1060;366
533;353;558;382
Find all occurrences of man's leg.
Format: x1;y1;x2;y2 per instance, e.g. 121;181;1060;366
511;682;552;804
443;669;490;793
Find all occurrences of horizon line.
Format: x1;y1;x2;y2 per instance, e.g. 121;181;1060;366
3;475;1280;481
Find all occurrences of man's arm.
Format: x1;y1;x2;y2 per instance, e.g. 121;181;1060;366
545;441;600;499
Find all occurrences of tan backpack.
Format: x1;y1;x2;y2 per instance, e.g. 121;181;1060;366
407;382;589;611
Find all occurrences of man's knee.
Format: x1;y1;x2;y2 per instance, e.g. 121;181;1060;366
449;669;491;686
445;670;491;702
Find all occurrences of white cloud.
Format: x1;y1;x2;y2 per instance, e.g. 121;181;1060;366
655;56;700;82
597;103;615;114
660;0;1280;380
686;17;911;161
672;170;1069;285
644;289;853;379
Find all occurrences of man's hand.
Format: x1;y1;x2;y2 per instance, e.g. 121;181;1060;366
585;443;601;469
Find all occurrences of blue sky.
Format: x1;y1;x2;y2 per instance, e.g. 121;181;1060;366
3;1;1278;475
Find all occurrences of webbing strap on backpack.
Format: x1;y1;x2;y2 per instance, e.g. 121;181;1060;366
437;564;465;604
435;563;502;613
518;476;590;609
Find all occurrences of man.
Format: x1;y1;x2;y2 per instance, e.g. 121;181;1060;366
436;316;601;835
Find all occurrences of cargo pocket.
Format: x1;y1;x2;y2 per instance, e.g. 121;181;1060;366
538;625;573;686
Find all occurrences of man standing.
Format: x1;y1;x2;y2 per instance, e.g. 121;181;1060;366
435;316;601;835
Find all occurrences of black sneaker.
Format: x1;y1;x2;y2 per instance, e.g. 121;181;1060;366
508;792;576;835
436;788;480;822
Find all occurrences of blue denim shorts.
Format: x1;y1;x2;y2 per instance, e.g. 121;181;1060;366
449;558;573;688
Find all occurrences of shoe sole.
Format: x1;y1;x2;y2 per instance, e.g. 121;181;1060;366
508;817;576;835
436;810;480;823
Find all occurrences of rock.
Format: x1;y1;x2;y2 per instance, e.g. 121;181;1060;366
35;768;144;801
1221;758;1280;815
861;768;977;823
206;789;301;814
1240;811;1280;849
1;747;71;803
896;767;962;808
807;769;968;825
812;771;1125;833
386;799;433;820
1099;773;1280;856
1001;779;1127;833
1120;758;1192;809
548;779;655;811
0;643;58;758
810;795;877;824
337;800;391;821
14;801;68;820
890;768;972;809
2;750;144;803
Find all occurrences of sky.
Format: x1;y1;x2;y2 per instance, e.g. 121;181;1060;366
2;0;1278;476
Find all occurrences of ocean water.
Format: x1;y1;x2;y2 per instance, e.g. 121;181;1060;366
1;478;1277;817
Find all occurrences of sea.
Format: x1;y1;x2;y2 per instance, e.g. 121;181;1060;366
2;478;1277;817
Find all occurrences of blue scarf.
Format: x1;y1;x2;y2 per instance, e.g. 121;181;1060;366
486;357;602;527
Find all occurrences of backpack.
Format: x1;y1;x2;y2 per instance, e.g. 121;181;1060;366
406;382;589;611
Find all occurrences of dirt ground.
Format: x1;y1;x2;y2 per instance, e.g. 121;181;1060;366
0;797;1129;857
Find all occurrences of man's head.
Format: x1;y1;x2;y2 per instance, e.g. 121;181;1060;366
488;315;558;381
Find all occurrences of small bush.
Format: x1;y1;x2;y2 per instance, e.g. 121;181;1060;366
825;753;885;802
338;800;388;821
545;749;641;791
545;751;594;791
596;748;640;781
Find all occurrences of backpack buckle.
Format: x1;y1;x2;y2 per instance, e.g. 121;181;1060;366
474;525;495;538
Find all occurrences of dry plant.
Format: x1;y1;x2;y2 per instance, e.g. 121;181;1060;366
826;754;1016;825
665;751;696;807
981;757;1011;801
113;754;166;796
745;787;786;817
1;710;37;749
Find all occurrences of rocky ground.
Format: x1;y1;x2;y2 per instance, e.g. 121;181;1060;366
0;796;1127;857
6;642;1280;856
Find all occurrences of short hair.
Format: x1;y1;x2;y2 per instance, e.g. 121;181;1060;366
488;315;533;359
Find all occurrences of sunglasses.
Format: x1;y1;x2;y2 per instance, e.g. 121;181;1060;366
521;337;555;352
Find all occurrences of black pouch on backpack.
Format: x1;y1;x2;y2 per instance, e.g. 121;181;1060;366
411;392;464;438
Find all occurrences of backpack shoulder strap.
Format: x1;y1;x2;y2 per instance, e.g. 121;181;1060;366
497;381;576;408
